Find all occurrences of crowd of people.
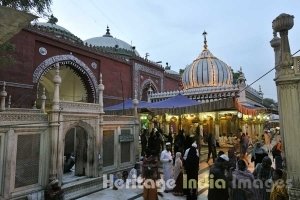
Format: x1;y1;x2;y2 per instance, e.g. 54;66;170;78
207;128;287;200
140;127;201;200
139;126;287;200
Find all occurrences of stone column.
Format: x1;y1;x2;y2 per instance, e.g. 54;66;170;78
98;73;105;176
0;82;7;111
215;124;220;139
52;63;61;111
49;63;62;179
98;74;104;114
41;87;46;113
214;113;220;139
3;129;16;199
272;13;300;199
132;91;140;162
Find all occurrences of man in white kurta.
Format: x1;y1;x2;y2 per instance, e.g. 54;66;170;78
160;142;173;192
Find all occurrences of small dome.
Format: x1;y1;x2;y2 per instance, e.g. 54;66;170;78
165;69;179;75
182;32;233;89
35;22;71;33
165;63;179;75
84;26;139;56
33;22;82;43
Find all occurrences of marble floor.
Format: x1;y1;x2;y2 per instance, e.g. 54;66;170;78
77;142;275;200
78;168;210;200
77;183;209;200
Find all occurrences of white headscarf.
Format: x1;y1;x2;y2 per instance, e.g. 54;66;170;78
174;152;182;180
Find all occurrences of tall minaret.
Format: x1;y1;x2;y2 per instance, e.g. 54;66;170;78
272;13;300;199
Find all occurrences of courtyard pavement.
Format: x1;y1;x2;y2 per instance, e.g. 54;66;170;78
78;139;276;200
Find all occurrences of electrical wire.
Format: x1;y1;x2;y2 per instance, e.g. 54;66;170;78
239;49;300;94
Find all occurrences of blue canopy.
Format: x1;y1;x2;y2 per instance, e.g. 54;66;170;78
104;99;149;111
104;94;200;111
144;94;199;109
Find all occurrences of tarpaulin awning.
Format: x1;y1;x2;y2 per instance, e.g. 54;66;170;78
104;95;236;115
104;99;149;111
144;94;200;109
235;100;266;115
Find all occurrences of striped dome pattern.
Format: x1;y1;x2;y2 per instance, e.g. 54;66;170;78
182;49;233;89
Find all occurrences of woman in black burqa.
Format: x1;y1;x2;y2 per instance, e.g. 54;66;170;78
184;143;199;200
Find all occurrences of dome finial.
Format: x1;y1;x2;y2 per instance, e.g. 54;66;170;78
106;25;110;35
103;25;112;37
202;31;208;50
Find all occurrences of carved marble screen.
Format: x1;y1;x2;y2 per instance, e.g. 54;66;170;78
15;134;41;188
120;129;131;163
103;130;115;167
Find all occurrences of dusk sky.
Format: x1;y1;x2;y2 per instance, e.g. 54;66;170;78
38;0;300;100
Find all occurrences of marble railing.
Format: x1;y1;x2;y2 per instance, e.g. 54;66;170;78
0;111;48;126
59;101;101;113
150;85;239;102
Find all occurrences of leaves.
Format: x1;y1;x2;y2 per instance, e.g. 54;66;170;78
0;0;52;16
0;42;16;67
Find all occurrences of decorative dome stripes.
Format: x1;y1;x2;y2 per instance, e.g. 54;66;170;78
182;49;233;89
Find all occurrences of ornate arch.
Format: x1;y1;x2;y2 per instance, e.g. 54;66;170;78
33;54;98;102
140;79;158;100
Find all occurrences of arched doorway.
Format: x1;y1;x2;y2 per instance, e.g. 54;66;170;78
63;126;88;178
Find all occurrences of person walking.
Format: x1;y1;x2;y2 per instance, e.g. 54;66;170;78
207;133;217;163
174;129;185;155
208;154;230;200
230;159;259;200
264;130;271;153
142;149;159;200
173;152;184;196
253;156;274;200
165;132;173;153
160;142;173;192
140;128;148;157
251;142;268;167
272;140;283;170
270;169;289;200
184;142;199;200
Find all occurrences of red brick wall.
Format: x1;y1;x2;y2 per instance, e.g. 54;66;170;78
164;75;181;92
1;28;180;109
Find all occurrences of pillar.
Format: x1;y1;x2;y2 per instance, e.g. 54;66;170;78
215;124;220;139
132;90;140;161
49;63;62;180
41;87;46;113
52;63;61;111
0;82;7;111
272;13;300;199
98;73;105;175
98;73;104;114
